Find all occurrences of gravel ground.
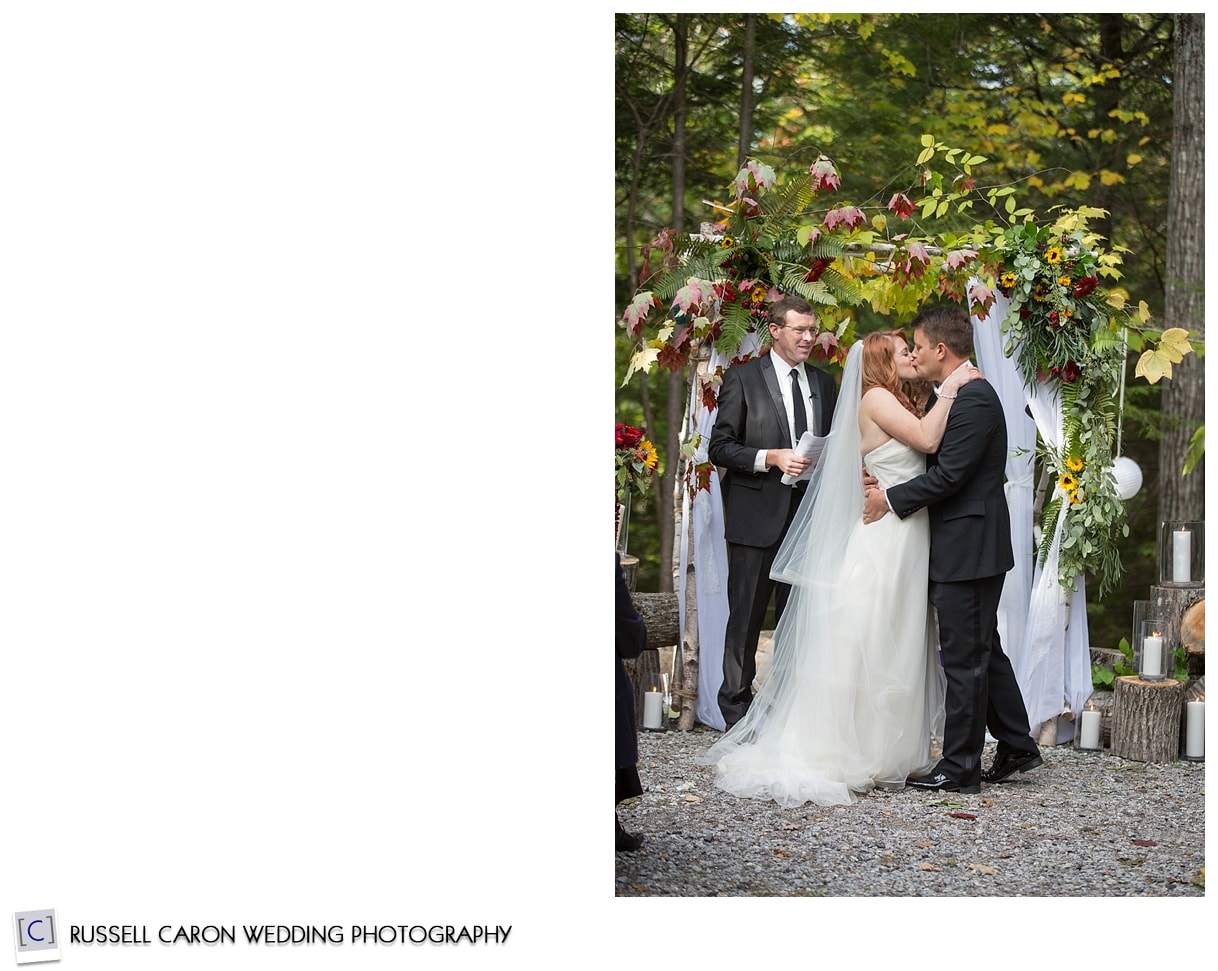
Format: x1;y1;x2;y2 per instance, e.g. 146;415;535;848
615;725;1205;897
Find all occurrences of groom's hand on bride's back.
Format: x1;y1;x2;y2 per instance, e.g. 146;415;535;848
861;465;878;492
862;486;889;524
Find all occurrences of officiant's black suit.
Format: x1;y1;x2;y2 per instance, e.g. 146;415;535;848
885;378;1038;789
708;351;837;727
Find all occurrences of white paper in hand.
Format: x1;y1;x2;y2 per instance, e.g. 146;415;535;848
781;431;831;484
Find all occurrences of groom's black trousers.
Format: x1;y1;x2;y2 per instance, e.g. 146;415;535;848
930;573;1037;787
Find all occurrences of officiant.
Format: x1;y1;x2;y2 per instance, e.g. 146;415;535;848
707;295;838;728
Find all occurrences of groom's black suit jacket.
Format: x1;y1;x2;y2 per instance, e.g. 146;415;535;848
709;351;837;549
885;379;1013;580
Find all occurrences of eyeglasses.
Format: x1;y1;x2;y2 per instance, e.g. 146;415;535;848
784;327;817;338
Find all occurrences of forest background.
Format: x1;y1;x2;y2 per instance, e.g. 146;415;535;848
614;11;1205;655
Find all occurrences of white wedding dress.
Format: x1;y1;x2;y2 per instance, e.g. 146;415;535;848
700;344;945;807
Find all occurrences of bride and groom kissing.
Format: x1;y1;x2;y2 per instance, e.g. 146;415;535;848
701;298;1042;807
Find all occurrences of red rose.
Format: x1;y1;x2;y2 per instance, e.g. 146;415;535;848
616;423;644;448
1073;276;1099;298
1061;360;1081;382
804;257;834;283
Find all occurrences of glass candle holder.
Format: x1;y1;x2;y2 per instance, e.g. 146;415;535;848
1129;599;1153;660
1159;521;1203;585
661;672;675;721
1135;619;1168;682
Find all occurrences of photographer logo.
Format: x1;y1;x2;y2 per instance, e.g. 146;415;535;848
12;910;59;965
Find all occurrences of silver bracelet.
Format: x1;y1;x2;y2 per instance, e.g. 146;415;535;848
938;392;957;400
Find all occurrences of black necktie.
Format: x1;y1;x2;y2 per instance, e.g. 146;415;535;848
790;367;808;440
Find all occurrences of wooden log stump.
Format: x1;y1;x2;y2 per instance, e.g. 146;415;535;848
1147;583;1204;676
1181;597;1204;679
1110;675;1185;762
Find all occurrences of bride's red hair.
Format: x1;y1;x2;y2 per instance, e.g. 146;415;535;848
861;331;919;415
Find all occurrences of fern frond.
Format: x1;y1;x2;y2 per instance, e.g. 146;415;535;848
816;266;864;306
715;302;760;354
776;266;840;305
1038;498;1062;564
759;177;813;225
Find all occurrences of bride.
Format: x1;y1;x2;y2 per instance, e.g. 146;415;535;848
699;331;980;807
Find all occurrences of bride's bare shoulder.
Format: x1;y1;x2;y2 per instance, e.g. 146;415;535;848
860;386;896;411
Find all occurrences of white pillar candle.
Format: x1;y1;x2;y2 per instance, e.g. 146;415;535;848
1080;709;1101;749
1173;528;1192;583
1141;633;1163;678
1185;700;1205;758
643;689;663;729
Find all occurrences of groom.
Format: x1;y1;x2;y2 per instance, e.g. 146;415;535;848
862;305;1041;793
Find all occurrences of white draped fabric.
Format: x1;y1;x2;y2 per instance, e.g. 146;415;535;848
685;333;764;731
970;291;1037;683
1017;380;1092;741
969;282;1091;742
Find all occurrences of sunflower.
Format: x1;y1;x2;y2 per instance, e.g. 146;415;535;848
1000;271;1018;291
1045;246;1062;264
721;236;735;249
1059;472;1078;493
750;285;767;304
1069;492;1084;505
1066;456;1084;473
641;439;659;470
1058;274;1072;286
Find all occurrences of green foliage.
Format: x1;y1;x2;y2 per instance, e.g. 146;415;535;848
1092;637;1190;688
1182;423;1204;475
615;12;1183;601
1112;637;1137;678
1170;645;1190;682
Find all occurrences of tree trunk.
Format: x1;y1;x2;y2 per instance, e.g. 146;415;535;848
675;339;718;729
1087;13;1122;247
1111;676;1185;762
654;14;691;595
736;14;756;169
1158;13;1205;524
676;536;700;730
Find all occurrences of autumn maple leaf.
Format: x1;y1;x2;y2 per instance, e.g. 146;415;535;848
824;205;866;231
967;282;996;321
809;156;841;193
731;159;776;199
887;193;915;220
944;248;978;270
656;343;688;373
672;278;711;316
623;291;658;336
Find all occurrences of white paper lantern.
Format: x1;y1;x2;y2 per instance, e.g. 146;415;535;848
1111;455;1143;500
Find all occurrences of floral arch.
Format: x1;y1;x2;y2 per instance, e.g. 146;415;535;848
620;144;1193;738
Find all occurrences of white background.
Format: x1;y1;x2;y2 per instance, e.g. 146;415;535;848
1;3;1209;968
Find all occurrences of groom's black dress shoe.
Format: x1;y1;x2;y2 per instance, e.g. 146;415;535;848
981;750;1043;784
616;816;643;852
906;772;980;794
